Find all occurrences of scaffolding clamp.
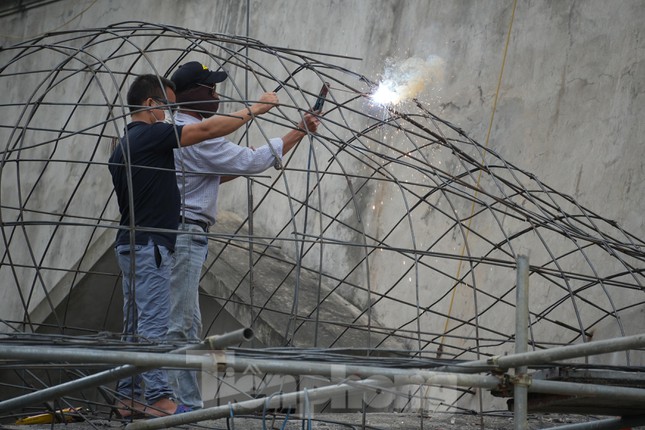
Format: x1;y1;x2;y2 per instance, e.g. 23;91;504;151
511;372;532;387
492;373;514;397
486;355;501;368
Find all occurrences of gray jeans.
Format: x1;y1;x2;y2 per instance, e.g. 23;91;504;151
115;239;175;403
167;223;208;409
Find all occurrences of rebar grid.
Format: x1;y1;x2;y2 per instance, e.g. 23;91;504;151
0;22;644;427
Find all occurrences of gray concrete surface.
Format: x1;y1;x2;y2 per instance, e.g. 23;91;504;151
1;412;638;430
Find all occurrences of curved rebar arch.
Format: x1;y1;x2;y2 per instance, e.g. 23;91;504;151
0;21;644;423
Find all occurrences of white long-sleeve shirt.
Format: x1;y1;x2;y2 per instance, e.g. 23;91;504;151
172;112;284;228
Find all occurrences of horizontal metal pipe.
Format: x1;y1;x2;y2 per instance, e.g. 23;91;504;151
205;327;254;349
0;328;253;414
227;356;502;390
453;333;645;371
0;343;501;389
0;343;214;368
528;379;645;404
543;414;645;430
5;342;645;418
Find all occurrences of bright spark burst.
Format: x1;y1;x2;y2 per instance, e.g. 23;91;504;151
371;81;401;105
370;55;446;106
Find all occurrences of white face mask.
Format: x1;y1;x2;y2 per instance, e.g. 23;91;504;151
163;109;173;124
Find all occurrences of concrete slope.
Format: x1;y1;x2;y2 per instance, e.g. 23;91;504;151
201;210;407;352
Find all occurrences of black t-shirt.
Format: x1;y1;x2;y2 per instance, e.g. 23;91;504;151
109;121;184;251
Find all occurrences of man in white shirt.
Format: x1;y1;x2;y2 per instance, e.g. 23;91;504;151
166;61;319;409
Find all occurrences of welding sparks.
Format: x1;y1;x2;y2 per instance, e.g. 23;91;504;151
371;81;402;105
370;55;446;106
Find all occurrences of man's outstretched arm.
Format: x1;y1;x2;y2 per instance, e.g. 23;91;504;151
179;92;278;147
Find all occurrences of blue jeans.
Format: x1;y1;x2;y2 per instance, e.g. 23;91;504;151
167;223;208;409
115;239;175;404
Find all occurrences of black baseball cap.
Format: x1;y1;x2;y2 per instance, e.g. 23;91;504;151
171;61;228;93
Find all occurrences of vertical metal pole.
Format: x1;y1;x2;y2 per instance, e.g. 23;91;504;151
244;0;256;346
514;255;529;430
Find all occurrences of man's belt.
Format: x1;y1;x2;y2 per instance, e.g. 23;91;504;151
180;217;208;232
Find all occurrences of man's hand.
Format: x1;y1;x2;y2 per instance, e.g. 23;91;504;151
251;92;279;115
279;112;321;156
299;112;320;134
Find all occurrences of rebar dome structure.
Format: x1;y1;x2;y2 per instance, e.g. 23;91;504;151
0;22;644;427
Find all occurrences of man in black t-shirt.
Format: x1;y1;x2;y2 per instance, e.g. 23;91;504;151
109;72;277;417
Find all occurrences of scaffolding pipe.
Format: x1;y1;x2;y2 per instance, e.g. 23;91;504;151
0;363;151;415
452;333;645;371
123;376;645;430
227;356;503;389
543;414;645;430
2;343;645;407
203;328;254;349
4;341;645;400
0;328;253;414
125;376;406;430
514;255;529;430
0;342;501;388
492;333;645;369
528;378;645;404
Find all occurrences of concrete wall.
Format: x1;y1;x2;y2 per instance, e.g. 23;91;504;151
0;0;643;366
2;0;641;231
